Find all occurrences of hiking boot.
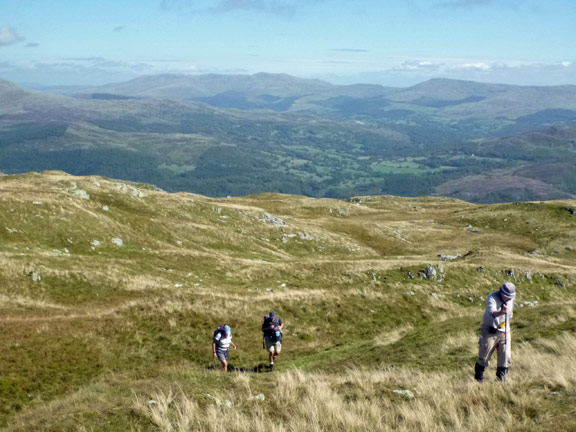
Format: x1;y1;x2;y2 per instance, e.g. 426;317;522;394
496;367;508;381
269;364;274;372
474;363;485;382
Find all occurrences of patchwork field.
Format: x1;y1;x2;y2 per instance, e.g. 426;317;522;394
1;171;575;431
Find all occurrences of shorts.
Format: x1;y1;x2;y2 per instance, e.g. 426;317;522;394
265;339;282;353
216;350;229;362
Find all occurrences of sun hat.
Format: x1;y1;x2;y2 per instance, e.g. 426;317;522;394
500;282;516;297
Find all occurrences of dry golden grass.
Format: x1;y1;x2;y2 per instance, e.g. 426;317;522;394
133;332;576;432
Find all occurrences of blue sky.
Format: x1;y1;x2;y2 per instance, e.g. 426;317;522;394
1;0;575;87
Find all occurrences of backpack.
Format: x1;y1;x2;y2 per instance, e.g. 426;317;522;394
262;316;282;342
213;326;226;341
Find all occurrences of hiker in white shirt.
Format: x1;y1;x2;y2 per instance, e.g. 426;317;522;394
212;325;237;372
474;283;516;382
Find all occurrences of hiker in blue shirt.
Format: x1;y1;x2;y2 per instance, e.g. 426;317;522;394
262;311;283;372
212;325;237;372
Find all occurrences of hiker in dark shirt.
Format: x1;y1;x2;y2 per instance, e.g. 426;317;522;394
262;310;283;372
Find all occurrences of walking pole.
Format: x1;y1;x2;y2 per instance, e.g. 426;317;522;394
503;308;509;382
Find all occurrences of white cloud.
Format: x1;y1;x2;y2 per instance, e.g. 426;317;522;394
160;0;323;16
456;62;492;70
0;26;25;47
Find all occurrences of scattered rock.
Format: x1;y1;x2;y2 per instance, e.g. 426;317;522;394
260;212;287;226
111;238;124;247
115;183;146;198
204;394;232;408
468;297;474;302
422;264;444;281
249;394;266;401
102;205;110;211
502;269;516;280
69;187;90;200
393;389;415;399
281;233;297;243
31;272;41;282
439;254;461;262
213;207;222;214
299;232;315;241
519;301;538;307
91;240;101;248
52;248;70;255
426;265;437;280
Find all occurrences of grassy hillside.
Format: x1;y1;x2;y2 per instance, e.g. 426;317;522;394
1;171;575;431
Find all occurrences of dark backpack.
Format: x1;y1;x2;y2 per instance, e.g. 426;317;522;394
262;316;282;342
213;326;226;341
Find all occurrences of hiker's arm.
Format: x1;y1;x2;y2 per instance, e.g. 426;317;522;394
231;341;237;350
488;297;504;318
492;303;510;318
212;342;217;358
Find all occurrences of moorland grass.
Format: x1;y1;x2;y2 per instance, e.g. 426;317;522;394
0;171;575;430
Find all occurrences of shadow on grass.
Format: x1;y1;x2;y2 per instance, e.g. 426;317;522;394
206;363;274;373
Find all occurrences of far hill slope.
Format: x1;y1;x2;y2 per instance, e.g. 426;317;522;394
3;77;576;202
433;124;576;202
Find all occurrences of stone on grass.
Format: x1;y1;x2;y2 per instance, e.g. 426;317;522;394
111;238;124;247
249;394;266;401
393;389;415;399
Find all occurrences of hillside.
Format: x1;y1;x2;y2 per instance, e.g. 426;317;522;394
1;171;575;430
3;76;576;202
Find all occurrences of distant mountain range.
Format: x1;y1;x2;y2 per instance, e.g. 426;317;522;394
55;73;576;127
2;74;576;202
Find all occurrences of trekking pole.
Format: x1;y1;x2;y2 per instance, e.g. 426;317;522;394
503;308;509;382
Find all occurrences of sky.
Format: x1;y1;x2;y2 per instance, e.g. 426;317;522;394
1;0;575;88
